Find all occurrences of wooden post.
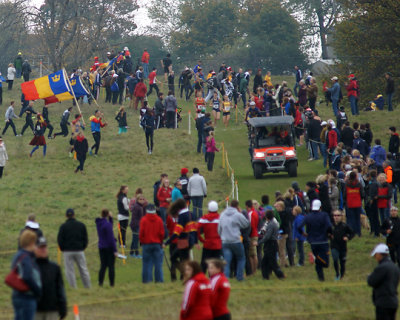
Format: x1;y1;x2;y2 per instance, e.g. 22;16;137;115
63;68;85;125
117;223;126;265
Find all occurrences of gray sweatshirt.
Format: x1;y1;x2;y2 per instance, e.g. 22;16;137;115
5;106;17;121
259;218;279;244
218;206;250;244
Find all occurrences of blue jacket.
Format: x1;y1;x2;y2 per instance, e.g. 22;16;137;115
370;145;387;167
298;211;332;244
0;75;5;87
171;187;183;202
353;137;370;158
293;214;306;241
11;250;42;300
329;82;341;101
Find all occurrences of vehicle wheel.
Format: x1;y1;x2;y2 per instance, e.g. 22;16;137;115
288;162;297;177
253;163;263;179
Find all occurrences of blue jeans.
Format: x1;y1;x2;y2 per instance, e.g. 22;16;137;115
311;140;323;160
13;296;37;320
293;82;299;97
349;95;358;115
332;99;339;116
142;63;149;79
346;207;361;236
379;208;390;226
387;93;394;111
130;225;140;254
16;69;22;78
222;242;245;281
191;196;203;220
142;243;163;283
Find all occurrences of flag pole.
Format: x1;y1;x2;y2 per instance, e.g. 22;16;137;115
64;68;85;125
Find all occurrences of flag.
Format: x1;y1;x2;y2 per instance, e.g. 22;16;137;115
21;70;73;102
70;76;89;98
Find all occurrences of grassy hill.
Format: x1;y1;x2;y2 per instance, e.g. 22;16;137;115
0;76;397;319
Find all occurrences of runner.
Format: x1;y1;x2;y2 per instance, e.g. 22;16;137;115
194;91;206;113
222;95;232;128
209;91;221;127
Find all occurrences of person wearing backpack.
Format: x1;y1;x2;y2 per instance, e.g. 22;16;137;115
345;74;359;116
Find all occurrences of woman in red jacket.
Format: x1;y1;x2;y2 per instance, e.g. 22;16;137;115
157;178;172;230
377;173;393;226
345;171;364;236
134;78;147;110
180;261;212;320
207;259;231;320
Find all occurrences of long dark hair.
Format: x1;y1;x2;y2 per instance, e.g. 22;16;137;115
116;185;127;198
168;198;187;217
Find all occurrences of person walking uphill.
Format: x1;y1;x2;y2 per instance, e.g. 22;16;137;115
298;200;332;281
9;230;42;320
139;204;165;283
368;243;400;320
34;237;67;320
206;131;219;172
57;208;91;288
89;110;107;156
20;101;37;136
188;168;207;220
218;200;250;281
74;132;89;174
95;209;117;287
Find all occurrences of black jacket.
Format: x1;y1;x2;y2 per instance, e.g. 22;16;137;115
340;126;354;148
115;111;127;127
278;210;290;235
36;258;67;318
389;134;400;155
308;118;322;140
387;78;395;95
318;183;332;215
42;107;50;123
368;256;400;308
381;216;400;245
74;138;89;157
329;222;354;251
57;218;88;251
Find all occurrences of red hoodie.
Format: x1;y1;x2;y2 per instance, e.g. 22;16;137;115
210;272;230;318
157;186;172;208
346;79;358;97
139;213;165;244
180;273;213;320
328;129;338;150
134;82;147;98
248;209;259;238
197;212;222;250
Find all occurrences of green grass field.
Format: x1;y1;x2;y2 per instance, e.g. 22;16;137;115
0;76;398;319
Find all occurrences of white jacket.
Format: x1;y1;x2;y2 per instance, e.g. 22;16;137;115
188;174;207;197
0;144;8;167
7;67;16;81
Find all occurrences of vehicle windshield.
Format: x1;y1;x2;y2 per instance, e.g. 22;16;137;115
255;125;294;147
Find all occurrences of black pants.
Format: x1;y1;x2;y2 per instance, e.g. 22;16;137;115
147;84;159;97
145;130;154;151
21;119;34;135
166;111;175;129
389;243;400;267
261;240;284;279
214;314;231;320
7;80;13;90
332;248;346;278
23;73;29;82
197;130;202;153
206;152;215;171
118;89;124;105
44;122;54;137
98;248;115;286
376;306;397;320
309;97;316;110
201;248;222;273
2;120;17;136
54;123;68;137
311;243;329;281
76;154;86;171
0;166;3;178
169;243;180;281
286;230;295;266
119;219;128;246
184;84;194;100
91;132;101;155
105;87;112;103
0;86;2;104
112;92;119;104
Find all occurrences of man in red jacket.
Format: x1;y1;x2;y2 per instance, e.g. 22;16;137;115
139;204;165;283
134;79;147;110
345;74;359;116
197;201;222;272
141;49;150;79
246;200;259;275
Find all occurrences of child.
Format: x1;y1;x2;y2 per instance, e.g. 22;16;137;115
330;210;355;280
292;205;305;266
115;106;127;135
221;95;231;128
205;131;219;171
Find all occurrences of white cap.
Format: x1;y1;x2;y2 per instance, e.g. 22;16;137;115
208;201;219;212
331;76;338;81
329;120;336;129
124;47;129;51
371;243;389;257
311;199;321;211
107;51;111;55
249;101;256;106
321;121;327;126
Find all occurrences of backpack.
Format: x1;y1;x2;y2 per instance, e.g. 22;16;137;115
111;81;119;92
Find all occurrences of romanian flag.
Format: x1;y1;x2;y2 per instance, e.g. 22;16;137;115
21;70;73;102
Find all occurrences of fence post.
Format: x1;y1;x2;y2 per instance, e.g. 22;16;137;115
221;143;225;169
73;304;80;320
117;223;126;264
235;180;239;201
226;151;230;177
188;111;191;135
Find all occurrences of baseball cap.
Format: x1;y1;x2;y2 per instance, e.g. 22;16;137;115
146;204;156;214
181;168;189;175
37;237;47;247
249;101;256;106
208;201;218;212
321;121;327;126
331;76;338;81
311;200;321;211
66;208;75;217
371;243;389;257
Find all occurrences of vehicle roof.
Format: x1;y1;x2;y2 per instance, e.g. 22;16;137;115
248;116;294;127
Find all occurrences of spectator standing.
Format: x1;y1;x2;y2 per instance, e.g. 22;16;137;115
293;66;302;97
139;204;165;283
328;76;341;116
14;53;23;78
141;49;150;79
344;171;364;236
21;60;32;82
345;74;359;115
154;92;165;129
7;63;16;90
306;77;318;110
129;194;146;258
172;180;184;202
165;91;177;129
35;237;67;320
0;72;5;104
368;243;400;320
245;200;259;275
0;137;8;178
377;173;392;225
292;206;305;266
179;168;190;203
218;200;250;281
10;230;42;320
157;178;172;228
95;209;117;287
57;208;90;288
389;127;400;156
116;185;130;248
381;207;400;267
370;139;387;172
205;131;219;171
353;131;369;159
385;72;395;111
188;168;207;220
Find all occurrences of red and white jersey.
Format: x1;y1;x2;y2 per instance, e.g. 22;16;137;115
197;212;222;250
210;272;231;318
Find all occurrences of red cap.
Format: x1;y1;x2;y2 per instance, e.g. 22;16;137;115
181;168;189;175
227;67;232;71
348;74;355;78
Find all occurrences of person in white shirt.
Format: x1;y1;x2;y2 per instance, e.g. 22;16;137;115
188;168;207;220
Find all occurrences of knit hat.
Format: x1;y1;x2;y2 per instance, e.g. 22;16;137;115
66;208;75;217
181;168;189;175
208;201;218;212
291;181;300;192
146;204;156;214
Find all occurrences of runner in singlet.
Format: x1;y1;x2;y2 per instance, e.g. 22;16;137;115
209;90;222;127
194;91;206;113
222;95;232;128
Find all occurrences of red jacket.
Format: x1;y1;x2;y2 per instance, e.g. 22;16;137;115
180;273;212;320
346;79;358;97
139;213;165;244
157;186;172;208
197;212;222;250
248;209;259;238
166;215;178;244
327;129;338;150
378;184;391;209
141;51;150;63
210;273;230;318
345;181;363;208
134;82;147;98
